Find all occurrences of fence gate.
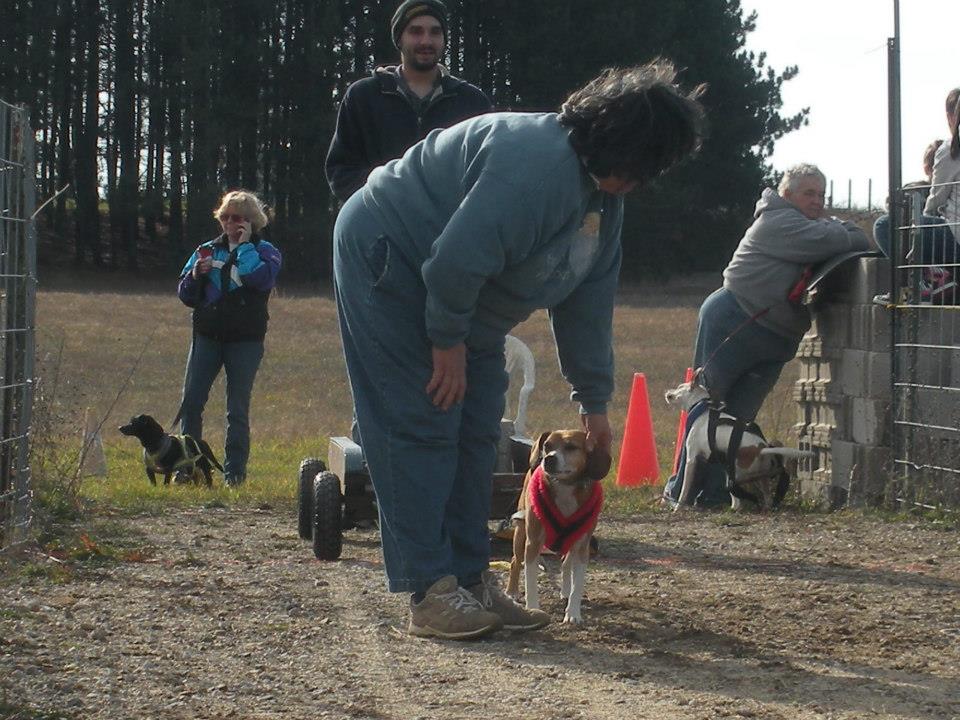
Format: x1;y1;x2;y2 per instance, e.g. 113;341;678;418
890;183;960;509
0;100;37;551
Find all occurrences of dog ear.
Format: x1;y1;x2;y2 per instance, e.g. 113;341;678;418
736;445;762;469
586;448;612;480
529;431;550;470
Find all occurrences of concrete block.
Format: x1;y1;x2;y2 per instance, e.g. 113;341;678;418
798;358;818;382
797;336;822;358
869;352;892;399
847;445;893;508
850;397;890;446
809;440;895;508
849;304;892;352
830;439;858;490
818;257;891;305
808;303;851;347
792;382;808;402
800;430;832;451
818;359;833;383
812;377;845;404
838;349;892;399
798;477;846;509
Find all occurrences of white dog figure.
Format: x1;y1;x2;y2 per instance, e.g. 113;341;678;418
664;379;813;511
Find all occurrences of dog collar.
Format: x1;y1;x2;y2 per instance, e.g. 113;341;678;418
528;466;603;556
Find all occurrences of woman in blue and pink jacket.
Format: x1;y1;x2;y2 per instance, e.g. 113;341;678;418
177;190;282;486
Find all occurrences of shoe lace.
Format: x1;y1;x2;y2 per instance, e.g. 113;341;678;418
479;574;518;609
437;587;482;613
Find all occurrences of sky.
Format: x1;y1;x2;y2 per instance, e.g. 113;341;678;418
741;0;959;208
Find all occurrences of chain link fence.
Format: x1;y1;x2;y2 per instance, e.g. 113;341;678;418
890;182;960;508
0;100;37;551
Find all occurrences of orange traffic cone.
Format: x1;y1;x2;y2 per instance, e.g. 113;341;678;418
672;368;694;473
616;372;659;486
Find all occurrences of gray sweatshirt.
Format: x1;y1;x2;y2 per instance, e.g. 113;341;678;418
723;188;870;339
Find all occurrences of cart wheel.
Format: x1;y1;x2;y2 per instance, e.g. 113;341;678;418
297;458;326;540
312;471;343;560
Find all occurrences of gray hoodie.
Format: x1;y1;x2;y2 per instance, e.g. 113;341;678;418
723;188;870;339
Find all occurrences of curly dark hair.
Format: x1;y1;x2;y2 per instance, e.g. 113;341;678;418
558;59;707;184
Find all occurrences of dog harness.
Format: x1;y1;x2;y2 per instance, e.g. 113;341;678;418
703;403;765;506
528;465;603;556
701;403;788;507
147;434;204;474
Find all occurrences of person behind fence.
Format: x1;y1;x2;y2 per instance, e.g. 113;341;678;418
176;191;282;487
872;138;959;287
333;60;706;639
923;88;960;249
872;139;941;257
663;164;872;508
324;0;491;205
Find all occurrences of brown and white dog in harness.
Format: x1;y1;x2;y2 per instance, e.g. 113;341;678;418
506;430;611;624
665;380;813;511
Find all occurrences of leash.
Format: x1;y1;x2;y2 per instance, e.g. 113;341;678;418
697;265;812;381
696;306;770;382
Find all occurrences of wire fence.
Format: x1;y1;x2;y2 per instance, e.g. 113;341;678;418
0;100;37;551
890;181;960;508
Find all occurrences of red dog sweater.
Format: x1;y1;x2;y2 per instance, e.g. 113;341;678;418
528;465;603;556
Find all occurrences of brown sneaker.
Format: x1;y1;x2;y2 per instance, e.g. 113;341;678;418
408;575;503;640
468;570;550;631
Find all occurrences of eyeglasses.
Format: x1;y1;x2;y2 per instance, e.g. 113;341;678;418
218;213;247;223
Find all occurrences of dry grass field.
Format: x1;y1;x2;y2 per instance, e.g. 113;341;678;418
34;266;797;512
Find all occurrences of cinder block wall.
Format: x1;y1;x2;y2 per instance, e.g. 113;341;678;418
793;257;893;508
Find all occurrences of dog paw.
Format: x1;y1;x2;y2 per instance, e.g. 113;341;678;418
563;612;583;625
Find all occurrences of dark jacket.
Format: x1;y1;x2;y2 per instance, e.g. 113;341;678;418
178;234;282;342
325;65;491;203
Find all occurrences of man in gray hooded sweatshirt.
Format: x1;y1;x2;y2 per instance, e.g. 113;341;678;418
664;163;871;506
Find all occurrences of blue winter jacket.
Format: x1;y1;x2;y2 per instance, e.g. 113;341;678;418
361;112;624;414
178;234;282;342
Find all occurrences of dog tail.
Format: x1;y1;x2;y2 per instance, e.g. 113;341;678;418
198;439;224;472
168;400;185;433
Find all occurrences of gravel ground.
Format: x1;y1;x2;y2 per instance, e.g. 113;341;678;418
2;507;959;720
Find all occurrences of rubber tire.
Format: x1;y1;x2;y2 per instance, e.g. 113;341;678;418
297;458;326;540
312;471;343;561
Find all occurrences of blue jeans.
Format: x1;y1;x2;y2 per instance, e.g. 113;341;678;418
180;334;264;478
873;213;957;264
693;288;799;420
663;287;798;506
333;193;508;593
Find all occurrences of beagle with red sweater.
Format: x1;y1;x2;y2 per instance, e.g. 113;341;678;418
507;430;611;624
